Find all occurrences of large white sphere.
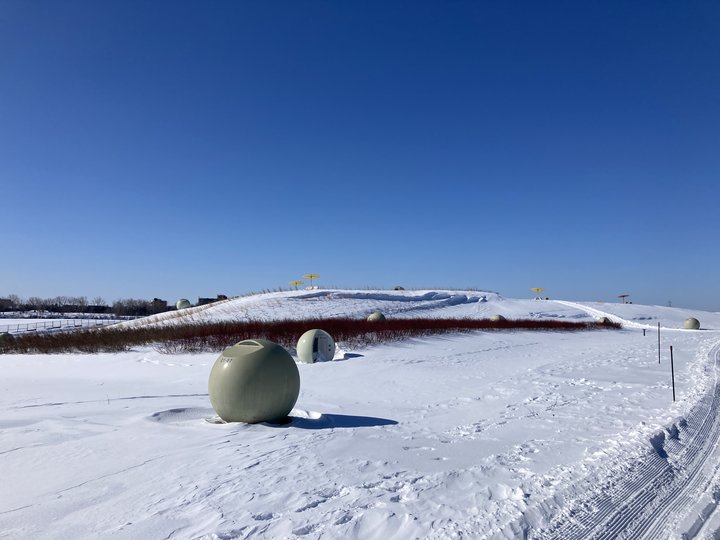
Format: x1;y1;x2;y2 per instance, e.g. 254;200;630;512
296;329;336;364
176;298;191;310
367;311;386;322
208;339;300;423
684;318;700;330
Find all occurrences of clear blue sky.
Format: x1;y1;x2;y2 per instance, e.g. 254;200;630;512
1;1;718;309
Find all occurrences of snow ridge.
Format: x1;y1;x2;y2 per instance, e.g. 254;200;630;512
553;300;647;329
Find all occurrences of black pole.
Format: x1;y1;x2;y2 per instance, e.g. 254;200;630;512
658;322;661;364
670;345;676;402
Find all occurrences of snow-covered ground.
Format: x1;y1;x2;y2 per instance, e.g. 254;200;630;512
2;290;720;539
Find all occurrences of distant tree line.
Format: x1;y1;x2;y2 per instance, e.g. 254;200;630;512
0;295;173;317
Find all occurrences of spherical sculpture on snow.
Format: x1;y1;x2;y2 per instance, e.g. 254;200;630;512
208;339;300;423
367;311;386;322
597;317;612;324
296;329;336;364
176;298;191;310
683;318;700;330
0;332;13;344
490;314;506;322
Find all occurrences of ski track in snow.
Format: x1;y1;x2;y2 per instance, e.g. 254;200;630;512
524;341;720;540
523;301;720;539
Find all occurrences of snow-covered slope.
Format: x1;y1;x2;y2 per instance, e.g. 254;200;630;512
115;289;720;332
2;290;720;539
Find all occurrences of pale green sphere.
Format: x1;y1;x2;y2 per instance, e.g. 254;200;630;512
490;314;506;322
208;339;300;423
176;299;191;310
683;318;700;330
296;329;336;364
367;311;386;322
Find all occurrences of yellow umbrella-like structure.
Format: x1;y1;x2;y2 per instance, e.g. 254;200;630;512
289;281;304;290
303;274;320;288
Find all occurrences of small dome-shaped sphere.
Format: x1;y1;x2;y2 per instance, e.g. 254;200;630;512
367;311;386;322
176;299;191;310
0;332;13;343
208;339;300;423
684;318;700;330
296;329;336;364
597;316;612;324
490;314;506;322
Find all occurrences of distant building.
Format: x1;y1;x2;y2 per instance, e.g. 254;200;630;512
152;298;168;312
198;295;228;306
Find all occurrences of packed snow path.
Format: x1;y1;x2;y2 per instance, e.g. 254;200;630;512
529;340;720;539
525;301;720;539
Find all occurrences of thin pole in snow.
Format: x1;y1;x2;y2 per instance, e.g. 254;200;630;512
670;345;676;402
658;322;661;364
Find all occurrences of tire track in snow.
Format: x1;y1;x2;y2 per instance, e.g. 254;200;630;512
528;340;720;539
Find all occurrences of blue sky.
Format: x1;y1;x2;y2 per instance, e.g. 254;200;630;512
1;1;718;309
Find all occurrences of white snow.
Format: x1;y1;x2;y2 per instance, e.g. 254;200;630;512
2;289;720;539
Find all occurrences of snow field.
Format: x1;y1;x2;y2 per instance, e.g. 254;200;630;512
2;290;720;539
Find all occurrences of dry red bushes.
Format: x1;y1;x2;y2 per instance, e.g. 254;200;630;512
0;317;620;355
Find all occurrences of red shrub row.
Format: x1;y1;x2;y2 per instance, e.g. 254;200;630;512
0;317;620;355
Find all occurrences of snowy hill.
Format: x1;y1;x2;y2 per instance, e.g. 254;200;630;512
119;288;720;331
3;290;720;539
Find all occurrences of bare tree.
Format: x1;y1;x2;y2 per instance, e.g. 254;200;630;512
27;297;44;310
112;298;154;317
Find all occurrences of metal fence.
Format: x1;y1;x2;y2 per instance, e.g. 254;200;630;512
0;319;123;335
